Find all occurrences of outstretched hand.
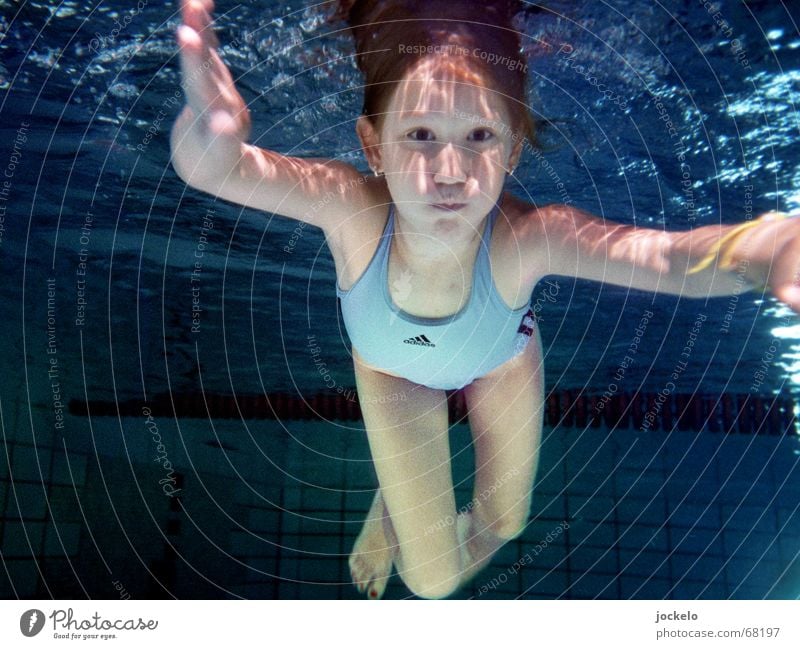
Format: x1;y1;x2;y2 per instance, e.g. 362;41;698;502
745;212;800;313
176;0;250;148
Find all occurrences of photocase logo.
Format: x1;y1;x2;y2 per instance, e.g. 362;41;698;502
20;609;45;637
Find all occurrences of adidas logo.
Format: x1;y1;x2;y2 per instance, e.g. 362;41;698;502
403;334;435;347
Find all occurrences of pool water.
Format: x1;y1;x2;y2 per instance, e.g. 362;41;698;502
0;0;799;599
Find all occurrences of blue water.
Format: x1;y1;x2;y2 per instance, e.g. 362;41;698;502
2;0;799;402
1;0;799;599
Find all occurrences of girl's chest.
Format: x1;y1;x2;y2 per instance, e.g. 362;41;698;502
331;198;544;313
384;245;531;318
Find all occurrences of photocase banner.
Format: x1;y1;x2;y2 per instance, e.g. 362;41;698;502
2;601;797;647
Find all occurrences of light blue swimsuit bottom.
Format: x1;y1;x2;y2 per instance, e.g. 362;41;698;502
337;203;535;390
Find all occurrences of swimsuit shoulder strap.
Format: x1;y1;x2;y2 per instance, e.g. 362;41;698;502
478;202;500;259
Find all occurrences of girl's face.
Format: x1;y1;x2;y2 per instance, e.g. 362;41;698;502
358;57;523;228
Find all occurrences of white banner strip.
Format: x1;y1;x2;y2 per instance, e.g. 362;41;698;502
2;600;798;648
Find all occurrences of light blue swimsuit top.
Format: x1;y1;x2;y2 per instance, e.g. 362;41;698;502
336;203;535;390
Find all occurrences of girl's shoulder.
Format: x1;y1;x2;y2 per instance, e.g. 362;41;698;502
325;176;393;283
497;193;551;241
494;195;564;280
497;195;584;242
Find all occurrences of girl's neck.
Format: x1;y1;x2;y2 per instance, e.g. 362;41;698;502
391;208;489;271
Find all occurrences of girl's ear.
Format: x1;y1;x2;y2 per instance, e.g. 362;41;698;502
356;115;382;172
508;138;524;171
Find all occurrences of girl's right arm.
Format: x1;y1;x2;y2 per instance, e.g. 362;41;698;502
170;0;373;235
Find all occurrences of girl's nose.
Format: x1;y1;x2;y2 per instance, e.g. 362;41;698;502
433;143;467;184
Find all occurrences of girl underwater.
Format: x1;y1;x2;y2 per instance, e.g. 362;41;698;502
171;0;800;599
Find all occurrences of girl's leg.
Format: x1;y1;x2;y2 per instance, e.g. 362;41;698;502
459;332;545;582
348;350;463;600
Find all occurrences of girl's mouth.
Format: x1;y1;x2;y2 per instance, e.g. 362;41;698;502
431;203;467;212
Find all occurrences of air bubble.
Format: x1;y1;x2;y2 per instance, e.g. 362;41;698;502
108;82;138;99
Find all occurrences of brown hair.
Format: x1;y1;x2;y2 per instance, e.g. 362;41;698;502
333;0;537;145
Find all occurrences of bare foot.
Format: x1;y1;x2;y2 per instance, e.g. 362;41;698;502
349;490;397;599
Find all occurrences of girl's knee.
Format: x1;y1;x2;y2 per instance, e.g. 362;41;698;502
476;505;529;541
402;569;461;600
393;536;462;599
492;505;530;540
492;517;527;541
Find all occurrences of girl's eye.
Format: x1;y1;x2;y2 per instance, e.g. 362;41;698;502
469;128;495;143
407;128;435;142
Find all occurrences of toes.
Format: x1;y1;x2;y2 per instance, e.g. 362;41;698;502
349;565;361;590
366;571;390;600
349;556;367;593
350;551;391;598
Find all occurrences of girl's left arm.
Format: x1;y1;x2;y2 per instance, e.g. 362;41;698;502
531;204;800;313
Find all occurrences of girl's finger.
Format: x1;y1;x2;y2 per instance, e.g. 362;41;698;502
192;0;215;12
180;0;207;34
774;284;800;314
176;24;202;52
181;0;219;53
768;225;800;306
208;110;240;137
177;27;222;96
